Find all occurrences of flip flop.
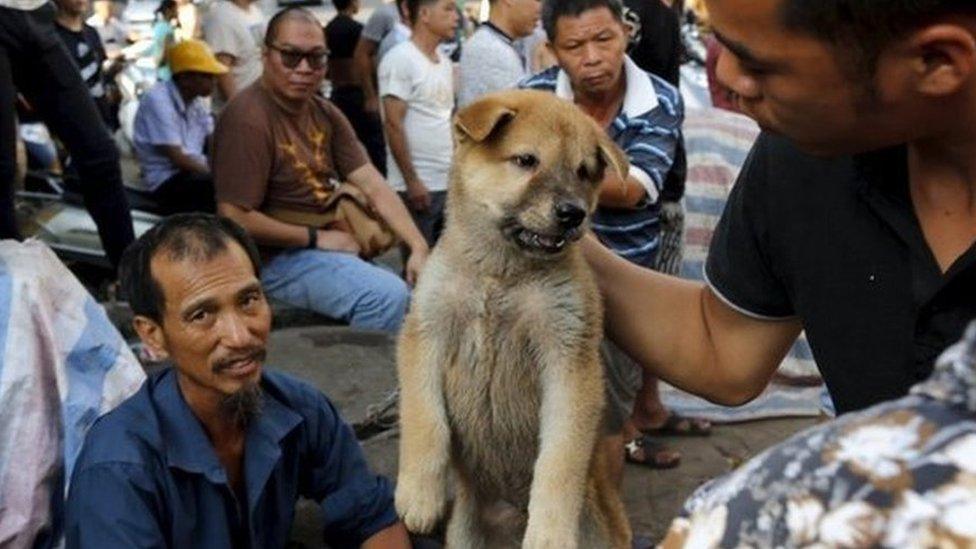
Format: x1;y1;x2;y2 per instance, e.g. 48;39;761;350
624;435;681;469
642;412;712;437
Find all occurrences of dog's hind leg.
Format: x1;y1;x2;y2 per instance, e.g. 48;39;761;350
396;317;452;534
445;474;489;549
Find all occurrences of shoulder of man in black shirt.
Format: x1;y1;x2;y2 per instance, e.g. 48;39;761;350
707;132;976;414
325;13;363;60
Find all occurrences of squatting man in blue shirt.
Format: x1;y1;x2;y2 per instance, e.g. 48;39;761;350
65;213;411;548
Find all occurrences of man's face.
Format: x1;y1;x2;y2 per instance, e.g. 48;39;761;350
144;242;271;402
419;0;459;42
263;19;328;102
549;8;628;98
58;0;89;17
508;0;542;38
177;72;217;99
705;0;923;155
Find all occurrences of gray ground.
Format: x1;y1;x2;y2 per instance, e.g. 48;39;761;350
265;326;817;546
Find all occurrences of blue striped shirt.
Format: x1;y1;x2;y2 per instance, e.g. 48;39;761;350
520;55;684;268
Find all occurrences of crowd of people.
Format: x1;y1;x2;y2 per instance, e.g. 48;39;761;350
3;0;976;546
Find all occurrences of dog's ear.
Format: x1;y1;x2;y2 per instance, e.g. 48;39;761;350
597;135;630;184
454;98;517;143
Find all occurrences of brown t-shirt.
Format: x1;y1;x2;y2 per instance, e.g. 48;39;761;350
213;82;370;214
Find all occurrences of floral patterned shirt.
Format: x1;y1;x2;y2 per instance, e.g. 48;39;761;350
661;322;976;548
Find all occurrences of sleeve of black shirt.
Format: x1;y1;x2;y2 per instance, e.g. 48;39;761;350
704;133;796;319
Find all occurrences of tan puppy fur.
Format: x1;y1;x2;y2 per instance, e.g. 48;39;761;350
396;90;632;548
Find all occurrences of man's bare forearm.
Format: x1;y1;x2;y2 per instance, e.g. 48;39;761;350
217;202;309;249
599;173;648;209
383;118;420;185
361;522;411;549
353;40;379;109
161;146;210;175
582;235;802;405
348;164;428;251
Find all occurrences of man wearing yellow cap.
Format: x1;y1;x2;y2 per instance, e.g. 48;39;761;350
132;39;228;214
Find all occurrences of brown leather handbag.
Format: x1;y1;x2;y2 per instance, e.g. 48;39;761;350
265;182;398;259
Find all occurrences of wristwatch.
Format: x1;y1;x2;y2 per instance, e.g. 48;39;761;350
307;226;317;249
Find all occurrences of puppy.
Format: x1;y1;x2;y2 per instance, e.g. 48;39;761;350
395;90;632;548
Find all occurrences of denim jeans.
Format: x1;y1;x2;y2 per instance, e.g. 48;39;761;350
0;3;134;268
261;249;410;332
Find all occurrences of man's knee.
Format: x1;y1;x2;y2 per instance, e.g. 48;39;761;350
72;136;121;182
353;273;410;332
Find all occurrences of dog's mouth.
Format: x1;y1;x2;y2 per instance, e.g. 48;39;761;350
506;224;583;255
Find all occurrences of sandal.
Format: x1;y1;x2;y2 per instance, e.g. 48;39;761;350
624;435;681;469
642;412;712;437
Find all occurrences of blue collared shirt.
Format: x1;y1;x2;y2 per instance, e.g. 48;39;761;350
520;55;684;268
133;80;214;191
65;368;397;548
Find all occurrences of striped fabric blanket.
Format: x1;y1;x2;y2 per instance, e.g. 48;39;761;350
660;108;826;422
0;241;144;548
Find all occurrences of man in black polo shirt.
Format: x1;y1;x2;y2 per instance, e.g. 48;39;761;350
583;0;976;416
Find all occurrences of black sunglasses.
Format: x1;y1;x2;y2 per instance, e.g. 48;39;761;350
267;44;328;70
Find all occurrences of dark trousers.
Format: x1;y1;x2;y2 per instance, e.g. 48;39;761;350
0;3;134;268
330;85;387;177
149;170;215;215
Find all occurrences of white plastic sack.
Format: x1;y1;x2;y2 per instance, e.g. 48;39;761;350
0;240;145;548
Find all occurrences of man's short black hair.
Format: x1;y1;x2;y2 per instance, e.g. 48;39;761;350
332;0;353;11
405;0;440;25
542;0;623;42
780;0;976;73
264;6;324;46
119;213;262;323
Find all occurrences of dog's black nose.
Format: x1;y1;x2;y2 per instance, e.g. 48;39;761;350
555;202;587;229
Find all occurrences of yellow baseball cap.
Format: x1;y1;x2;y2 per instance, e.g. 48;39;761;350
167;39;229;76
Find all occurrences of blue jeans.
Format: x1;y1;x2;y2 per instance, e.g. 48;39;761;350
261;249;410;332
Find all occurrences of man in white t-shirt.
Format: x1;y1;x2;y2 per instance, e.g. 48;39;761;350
378;0;457;247
203;0;267;104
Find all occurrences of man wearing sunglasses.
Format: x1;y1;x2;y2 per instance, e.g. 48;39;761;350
213;7;429;333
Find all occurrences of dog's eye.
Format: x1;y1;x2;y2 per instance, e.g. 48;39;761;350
578;163;603;183
577;165;590;181
511;154;539;170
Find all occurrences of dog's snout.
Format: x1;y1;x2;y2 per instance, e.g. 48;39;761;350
555;202;587;229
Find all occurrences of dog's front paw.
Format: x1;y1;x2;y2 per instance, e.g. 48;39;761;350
395;473;446;534
522;525;577;549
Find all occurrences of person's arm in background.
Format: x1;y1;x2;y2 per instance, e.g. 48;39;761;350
355;5;396;113
346;162;429;285
353;38;380;113
218;203;361;253
381;96;430;213
601;83;684;208
159;145;209;174
214;53;238;99
598;172;650;209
